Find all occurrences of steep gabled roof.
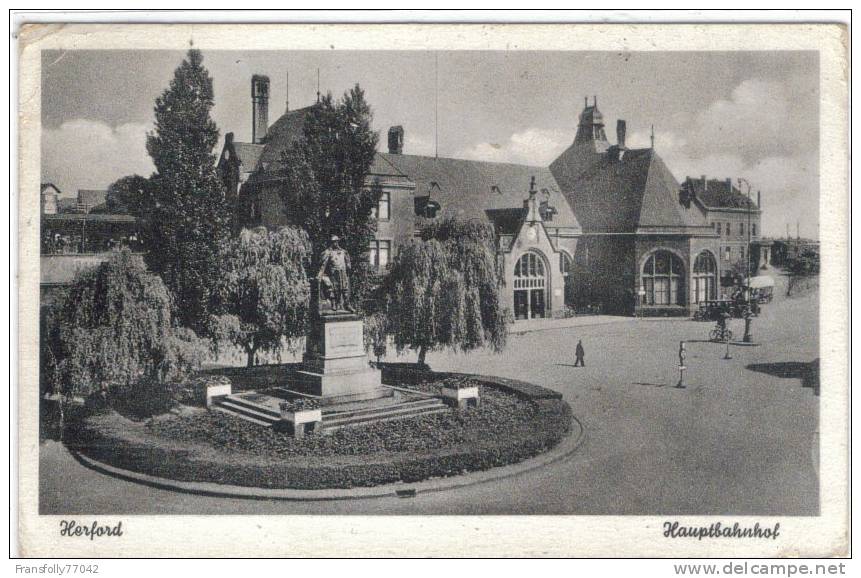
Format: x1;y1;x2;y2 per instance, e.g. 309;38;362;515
683;176;758;210
551;147;709;233
41;183;62;195
484;207;527;236
232;142;265;173
379;153;581;231
78;189;107;208
549;140;604;194
257;105;316;170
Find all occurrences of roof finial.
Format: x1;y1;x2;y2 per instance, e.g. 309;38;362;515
529;175;536;194
593;95;597;108
316;68;320;103
584;96;588;109
650;124;655;149
285;70;289;113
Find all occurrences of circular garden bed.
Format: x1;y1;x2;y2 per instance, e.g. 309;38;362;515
67;369;573;490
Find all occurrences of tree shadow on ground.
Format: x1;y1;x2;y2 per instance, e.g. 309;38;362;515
746;359;819;396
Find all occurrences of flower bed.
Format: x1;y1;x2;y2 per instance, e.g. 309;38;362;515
68;372;572;490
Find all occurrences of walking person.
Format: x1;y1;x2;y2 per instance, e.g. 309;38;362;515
574;339;585;367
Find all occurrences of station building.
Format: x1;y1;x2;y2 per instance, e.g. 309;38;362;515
220;75;749;319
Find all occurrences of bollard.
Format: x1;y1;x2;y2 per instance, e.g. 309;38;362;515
676;340;686;388
723;336;733;360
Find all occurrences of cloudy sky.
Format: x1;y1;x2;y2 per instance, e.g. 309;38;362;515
41;50;818;238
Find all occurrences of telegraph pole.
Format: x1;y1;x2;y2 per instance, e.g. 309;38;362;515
738;178;754;343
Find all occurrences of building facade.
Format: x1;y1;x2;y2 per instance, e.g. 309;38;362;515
219;75;582;320
221;76;754;320
681;176;766;278
549;99;722;316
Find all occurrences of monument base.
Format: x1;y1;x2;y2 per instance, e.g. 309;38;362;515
293;368;389;405
299;312;387;404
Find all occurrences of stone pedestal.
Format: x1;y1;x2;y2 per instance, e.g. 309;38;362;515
441;384;480;410
293;312;388;404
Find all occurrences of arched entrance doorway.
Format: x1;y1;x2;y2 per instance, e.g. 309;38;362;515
692;251;718;303
514;251;547;320
641;250;685;306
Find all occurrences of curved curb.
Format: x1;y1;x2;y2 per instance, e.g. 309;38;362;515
72;415;585;501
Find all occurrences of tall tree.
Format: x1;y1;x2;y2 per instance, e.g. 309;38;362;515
384;218;508;366
105;174;153;215
212;227;312;367
277;86;382;309
145;48;231;334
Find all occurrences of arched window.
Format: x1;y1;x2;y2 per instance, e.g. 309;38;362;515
642;251;685;306
692;251;717;303
513;252;547;320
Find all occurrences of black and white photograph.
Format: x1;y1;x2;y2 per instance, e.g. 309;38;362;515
15;19;849;559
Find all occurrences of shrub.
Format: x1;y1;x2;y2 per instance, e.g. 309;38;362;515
45;250;204;415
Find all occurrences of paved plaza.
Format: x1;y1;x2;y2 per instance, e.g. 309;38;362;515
40;283;819;516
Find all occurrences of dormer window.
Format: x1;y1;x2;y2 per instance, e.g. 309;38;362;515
424;201;440;219
539;201;557;222
491;185;501;195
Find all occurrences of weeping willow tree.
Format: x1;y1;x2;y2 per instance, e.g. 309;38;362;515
384;218;508;365
43;250;205;419
211;226;311;367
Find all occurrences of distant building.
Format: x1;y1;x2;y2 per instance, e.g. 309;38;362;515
40;183;61;215
770;238;819;269
40;187;142;305
76;189;108;214
681;176;767;277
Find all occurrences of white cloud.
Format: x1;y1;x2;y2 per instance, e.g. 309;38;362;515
625;79;819;238
403;132;435;157
686;79;811;160
41;119;154;197
456;128;569;166
645;131;819;238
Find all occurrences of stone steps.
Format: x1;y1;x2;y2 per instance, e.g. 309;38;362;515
213;397;280;426
323;397;449;431
212;392;450;432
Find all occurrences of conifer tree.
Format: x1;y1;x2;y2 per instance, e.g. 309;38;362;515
145;48;231;334
278;86;382;309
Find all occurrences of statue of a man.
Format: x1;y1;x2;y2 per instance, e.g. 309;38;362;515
317;235;353;312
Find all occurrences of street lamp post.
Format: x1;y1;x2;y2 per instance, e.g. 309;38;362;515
738;178;754;343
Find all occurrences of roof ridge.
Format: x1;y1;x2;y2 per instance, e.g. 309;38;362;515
381;151;549;171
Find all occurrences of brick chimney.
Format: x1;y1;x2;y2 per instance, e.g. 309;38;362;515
726;177;733;191
616;120;626;149
251;75;270;144
388;125;404;155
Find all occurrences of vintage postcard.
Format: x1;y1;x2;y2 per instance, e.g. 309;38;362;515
15;20;848;558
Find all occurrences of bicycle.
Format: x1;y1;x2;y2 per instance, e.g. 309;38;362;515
709;326;733;342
